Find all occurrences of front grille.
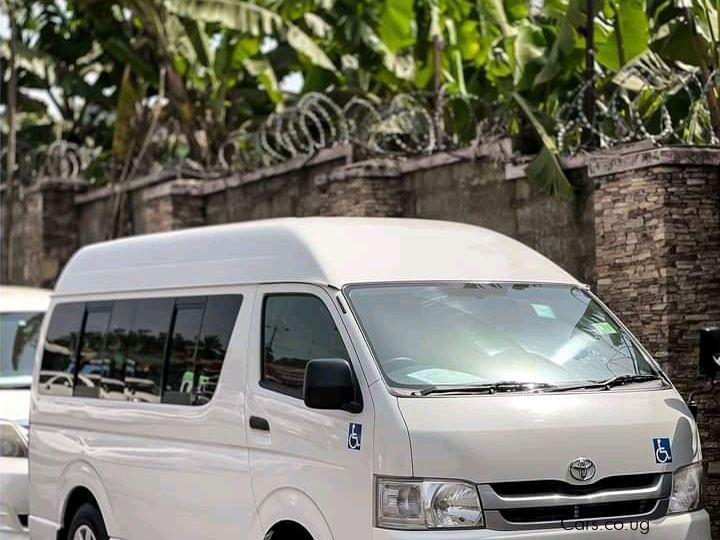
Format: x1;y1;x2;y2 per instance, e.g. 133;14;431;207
479;473;672;531
491;473;660;497
500;499;656;523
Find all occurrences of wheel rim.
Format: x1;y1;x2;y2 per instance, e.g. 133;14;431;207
73;525;97;540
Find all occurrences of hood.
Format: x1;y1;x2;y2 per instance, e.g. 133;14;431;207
398;388;699;483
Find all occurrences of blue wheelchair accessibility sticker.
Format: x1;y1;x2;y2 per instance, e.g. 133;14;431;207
348;423;362;450
653;438;672;464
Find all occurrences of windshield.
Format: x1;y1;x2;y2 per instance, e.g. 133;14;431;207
346;283;658;389
0;311;45;388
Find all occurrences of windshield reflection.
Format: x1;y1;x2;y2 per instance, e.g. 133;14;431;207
346;283;657;390
0;312;44;387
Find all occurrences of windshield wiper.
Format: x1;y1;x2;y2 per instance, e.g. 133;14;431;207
414;381;557;396
546;374;663;393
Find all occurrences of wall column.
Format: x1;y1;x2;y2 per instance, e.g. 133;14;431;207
2;179;84;287
315;161;408;216
591;146;720;536
140;179;206;233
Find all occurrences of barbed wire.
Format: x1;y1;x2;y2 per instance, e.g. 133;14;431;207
0;140;102;185
218;91;482;171
556;56;720;153
4;64;720;186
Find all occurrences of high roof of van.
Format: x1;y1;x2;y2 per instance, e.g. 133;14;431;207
54;218;579;296
0;286;52;312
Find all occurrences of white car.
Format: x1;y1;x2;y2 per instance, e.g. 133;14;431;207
39;372;98;397
0;420;29;538
0;286;50;539
0;286;51;424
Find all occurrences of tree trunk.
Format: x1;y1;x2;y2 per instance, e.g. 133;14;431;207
432;34;444;98
165;66;207;163
2;12;18;283
582;0;596;147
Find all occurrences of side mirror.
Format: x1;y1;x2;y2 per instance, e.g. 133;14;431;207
304;358;362;413
699;327;720;378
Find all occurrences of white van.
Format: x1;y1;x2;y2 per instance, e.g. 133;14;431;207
29;218;710;540
1;285;50;537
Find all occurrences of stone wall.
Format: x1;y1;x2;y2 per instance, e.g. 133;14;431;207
591;146;720;537
2;180;84;287
67;144;589;285
404;154;595;284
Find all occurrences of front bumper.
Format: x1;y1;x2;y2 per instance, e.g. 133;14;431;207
0;504;28;538
0;457;29;538
372;510;711;539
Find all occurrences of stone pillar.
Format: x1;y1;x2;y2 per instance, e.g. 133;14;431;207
591;146;720;536
315;161;407;216
140;179;206;234
2;179;84;287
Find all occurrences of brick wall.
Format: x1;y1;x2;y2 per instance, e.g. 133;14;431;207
142;179;206;233
404;156;595;283
594;167;671;361
204;147;350;223
3;180;82;287
592;148;720;537
12;145;589;286
317;161;406;216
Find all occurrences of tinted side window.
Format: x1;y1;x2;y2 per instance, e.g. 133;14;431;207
164;298;205;405
195;295;242;405
102;300;137;400
262;295;348;397
125;298;173;403
164;295;243;406
75;304;112;398
40;303;84;396
38;295;242;405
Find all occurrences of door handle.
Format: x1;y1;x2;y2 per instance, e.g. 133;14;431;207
249;416;270;431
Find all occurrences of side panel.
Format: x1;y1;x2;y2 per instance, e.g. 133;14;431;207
247;284;376;540
30;286;258;540
335;291;414;478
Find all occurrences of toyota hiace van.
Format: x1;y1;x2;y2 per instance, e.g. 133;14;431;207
29;218;710;540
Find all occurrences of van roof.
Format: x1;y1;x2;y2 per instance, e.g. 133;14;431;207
0;286;52;312
54;218;579;296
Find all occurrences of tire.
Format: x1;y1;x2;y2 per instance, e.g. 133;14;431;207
67;503;109;540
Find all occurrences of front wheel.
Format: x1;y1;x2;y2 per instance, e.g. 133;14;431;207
68;503;108;540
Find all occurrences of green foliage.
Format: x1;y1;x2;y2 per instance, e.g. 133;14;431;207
378;0;415;53
3;0;720;195
595;0;649;71
513;92;574;199
170;0;337;72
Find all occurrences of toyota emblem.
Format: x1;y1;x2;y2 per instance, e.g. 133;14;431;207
569;458;597;482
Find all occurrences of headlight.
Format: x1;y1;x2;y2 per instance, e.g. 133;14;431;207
669;461;704;514
376;478;484;529
0;420;28;458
